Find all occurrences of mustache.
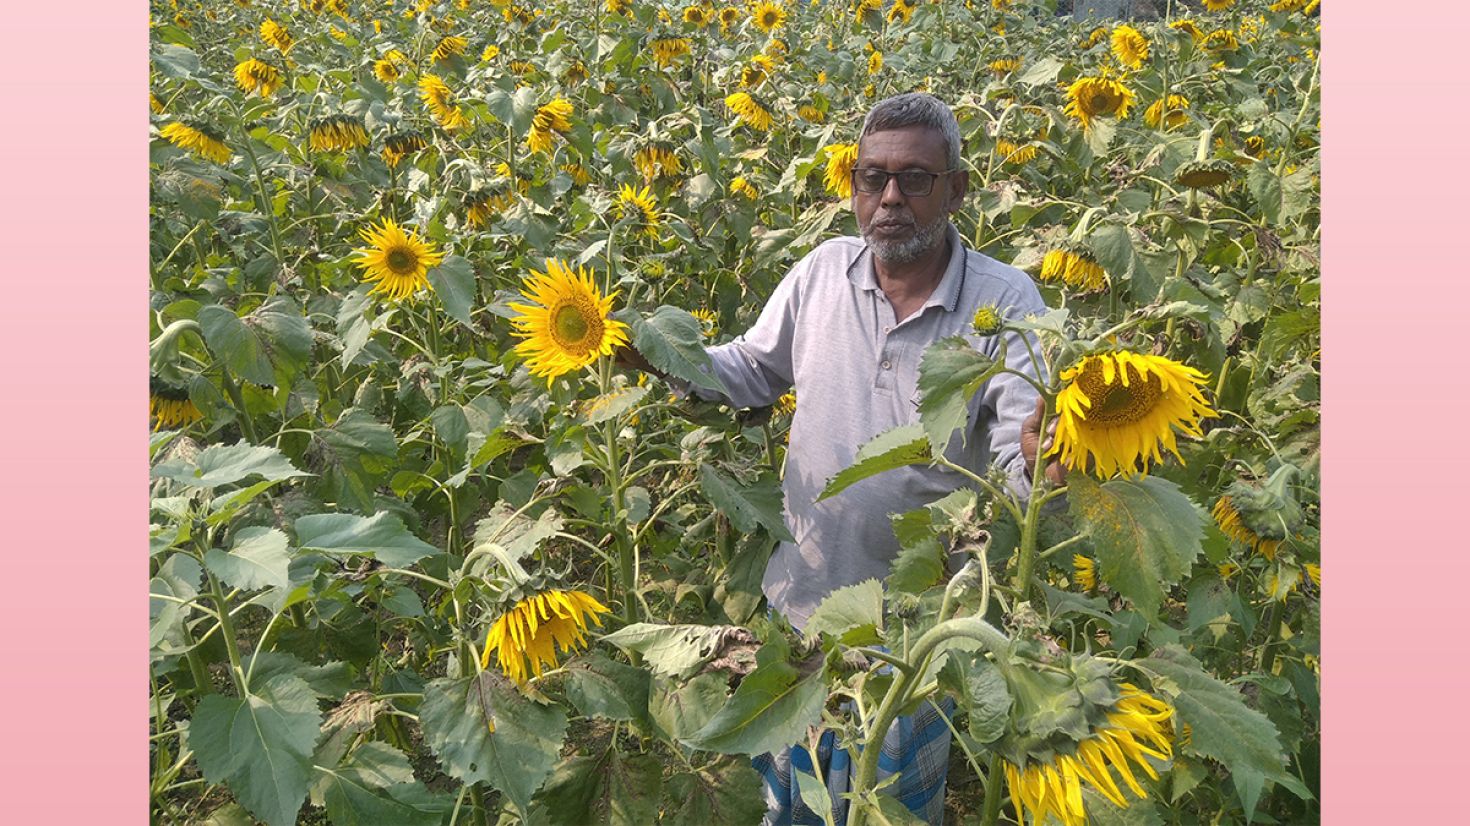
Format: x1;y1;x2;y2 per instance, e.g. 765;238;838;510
868;209;914;226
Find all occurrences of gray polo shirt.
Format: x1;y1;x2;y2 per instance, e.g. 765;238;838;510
691;224;1048;630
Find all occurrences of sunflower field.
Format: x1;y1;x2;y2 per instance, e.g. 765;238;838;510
148;1;1321;824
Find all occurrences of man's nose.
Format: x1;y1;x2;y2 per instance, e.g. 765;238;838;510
880;175;907;206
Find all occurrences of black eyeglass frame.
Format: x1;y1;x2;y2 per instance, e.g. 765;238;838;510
849;166;958;197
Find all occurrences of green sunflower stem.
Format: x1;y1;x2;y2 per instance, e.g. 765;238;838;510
237;127;287;268
599;357;640;625
1011;403;1056;599
980;751;1007;826
219;367;261;445
848;617;1011;826
204;567;247;696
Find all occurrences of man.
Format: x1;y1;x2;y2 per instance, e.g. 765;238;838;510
627;93;1057;824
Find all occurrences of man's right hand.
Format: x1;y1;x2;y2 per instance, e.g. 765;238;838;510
1021;396;1067;486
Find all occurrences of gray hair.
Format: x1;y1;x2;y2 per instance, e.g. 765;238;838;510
859;93;962;169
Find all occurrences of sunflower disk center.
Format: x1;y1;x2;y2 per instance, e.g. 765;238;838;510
551;301;597;350
386;249;417;274
1085;370;1162;426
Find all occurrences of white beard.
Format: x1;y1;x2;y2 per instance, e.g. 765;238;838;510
863;211;949;265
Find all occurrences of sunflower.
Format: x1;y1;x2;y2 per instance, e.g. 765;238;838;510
822;142;858;198
741;54;777;87
525;97;573;154
719;6;742;31
633;144;683;181
775;391;796;416
419;74;468;130
308;114;370;152
481;589;611;684
730;175;759;199
988;57;1021;75
150;91;165;114
887;0;915;24
1203;29;1239;51
1079;26;1108;49
617;184;662;238
562;59;589;85
1040;247;1107;292
1063;75;1135;130
160;121;231;164
233;58;283;97
996;137;1038;165
373;53;403;83
1143;94;1190;131
1170;19;1205;41
1242;135;1266;158
1110;25;1149;69
992;0;1014;9
750;0;786;32
797;103;826;123
606;0;632;14
650;37;692;67
431;34;468;63
690;308;719;337
725;91;774;131
1305;562;1320;588
1211;495;1283;560
1175;159;1235;189
683;4;711;25
351;218;444;301
971;304;1003;335
1072;554;1097;592
1049;351;1215;478
150;379;203;431
561;163;592;187
1203;0;1234;9
1003;684;1174;826
260;18;293;53
867;49;884;75
853;0;882;24
463;187;512;229
509;259;631;384
381;131;428;167
481;44;500;62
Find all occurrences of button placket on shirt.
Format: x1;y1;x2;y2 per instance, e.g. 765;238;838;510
874;293;898;392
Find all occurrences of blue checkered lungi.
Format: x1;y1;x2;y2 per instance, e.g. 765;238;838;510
751;697;955;825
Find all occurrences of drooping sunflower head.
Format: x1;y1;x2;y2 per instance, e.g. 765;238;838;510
1243;135;1267;158
1203;0;1236;10
509;259;631;385
1049;351;1216;478
690;308;719;338
1175;159;1235;190
159;120;232;164
988;57;1022;75
1063;75;1136;130
724;91;774;131
750;0;786;33
1039;245;1108;293
1079;25;1109;50
1110;25;1150;69
1072;554;1097;592
1203;29;1239;51
308;114;370;153
797;102;826;123
431;34;468;63
995;654;1175;826
1212;465;1303;559
149;378;203;431
607;0;632;14
730;175;759;200
1170;18;1205;42
741;54;778;88
649;36;692;67
822;142;858;198
381;130;429;167
1143;94;1191;131
374;49;408;83
481;589;611;684
616;184;662;238
867;49;884;75
887;0;915;25
351;218;445;301
527;97;574;154
561;163;592;187
150;91;165;114
1212;495;1282;560
634;143;683;182
775;391;797;417
260;18;294;53
233;58;283;98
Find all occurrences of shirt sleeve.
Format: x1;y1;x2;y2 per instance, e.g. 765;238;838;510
977;288;1050;500
684;255;808;409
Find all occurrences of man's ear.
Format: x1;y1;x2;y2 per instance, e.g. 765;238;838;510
947;169;970;214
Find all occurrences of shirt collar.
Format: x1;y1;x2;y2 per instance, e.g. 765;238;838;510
847;223;967;314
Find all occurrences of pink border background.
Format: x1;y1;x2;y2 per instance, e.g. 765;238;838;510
1;0;1466;820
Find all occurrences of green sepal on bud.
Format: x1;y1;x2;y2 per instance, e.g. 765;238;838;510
1223;463;1303;541
992;646;1124;768
971;304;1004;336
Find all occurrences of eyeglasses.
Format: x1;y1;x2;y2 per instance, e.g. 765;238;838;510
850;167;956;197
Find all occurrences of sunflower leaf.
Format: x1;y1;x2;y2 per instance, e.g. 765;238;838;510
313;743;449;826
198;305;277;386
189;674;323;826
698;466;793;541
294;511;439;568
1067;474;1206;620
530;750;664;826
313;409;399;513
1141;645;1289;812
600;623;732;680
681;652;827;756
818;425;931;502
803;578;883;645
917;338;1002;456
563;654;653;727
660;758;768;826
419;672;568;818
616;305;727;394
152;441;309;489
427;255;477;328
204;526;291;591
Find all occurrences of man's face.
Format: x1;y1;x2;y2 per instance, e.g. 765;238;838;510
852;125;968;265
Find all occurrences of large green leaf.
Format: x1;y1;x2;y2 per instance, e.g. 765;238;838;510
941;655;1012;745
294;512;439;568
419;672;567;817
470;501;563;565
1247;162;1283;225
818;425;931;502
1087;222;1134;286
1141;645;1288;802
314;742;446;826
198;299;311;386
698;467;793;541
616;305;727;394
152;442;308;489
803;578;883;645
659;757;769;826
682;654;827;756
427;255;478;328
204;526;291;591
190;674;323;826
563;654;653;727
648;671;730;741
1067;475;1206;620
600;623;732;680
917;338;1001;456
313;410;399;513
532;750;663;826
